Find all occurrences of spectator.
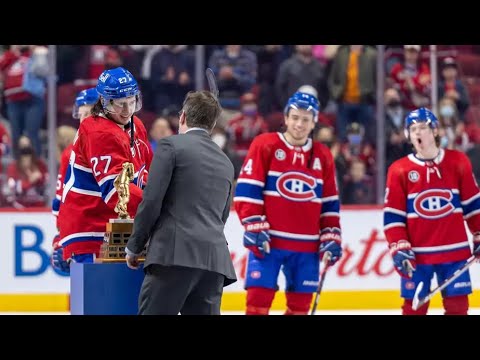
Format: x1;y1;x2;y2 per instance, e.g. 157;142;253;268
4;135;48;208
208;45;257;111
149;117;173;152
276;45;328;111
437;97;472;153
342;158;374;204
150;45;194;115
389;45;431;111
128;45;163;112
438;57;470;121
0;45;49;156
211;126;243;179
0;119;12;165
467;144;480;186
253;45;291;115
384;88;410;170
0;120;12;205
327;45;377;143
312;45;340;66
315;124;347;200
56;125;76;164
225;92;269;163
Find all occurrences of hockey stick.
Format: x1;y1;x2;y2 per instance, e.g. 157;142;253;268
412;255;477;311
205;68;219;99
402;259;414;278
310;251;332;315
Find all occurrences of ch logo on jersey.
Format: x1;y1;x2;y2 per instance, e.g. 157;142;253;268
276;171;317;202
413;189;455;219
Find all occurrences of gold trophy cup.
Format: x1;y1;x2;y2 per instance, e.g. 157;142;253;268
97;162;146;263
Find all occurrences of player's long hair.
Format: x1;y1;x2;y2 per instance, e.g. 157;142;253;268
91;99;103;118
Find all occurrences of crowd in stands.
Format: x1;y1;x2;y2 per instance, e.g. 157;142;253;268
0;44;479;207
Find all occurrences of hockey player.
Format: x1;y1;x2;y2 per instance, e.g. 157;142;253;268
384;107;480;315
51;87;99;273
234;91;343;315
56;67;153;270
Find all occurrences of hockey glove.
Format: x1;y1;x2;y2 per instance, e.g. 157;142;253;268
319;230;342;266
243;217;271;259
473;233;480;259
51;234;70;274
390;240;416;278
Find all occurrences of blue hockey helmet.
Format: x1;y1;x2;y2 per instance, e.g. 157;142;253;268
72;87;99;119
404;107;439;137
284;91;320;123
96;67;142;113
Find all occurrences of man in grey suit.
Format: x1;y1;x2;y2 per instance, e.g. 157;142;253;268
125;90;237;315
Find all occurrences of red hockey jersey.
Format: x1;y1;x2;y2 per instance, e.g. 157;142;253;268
1;52;32;102
384;149;480;264
226;113;269;158
234;132;341;253
58;114;153;259
52;143;73;228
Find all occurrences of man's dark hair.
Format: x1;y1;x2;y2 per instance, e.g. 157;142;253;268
182;90;222;131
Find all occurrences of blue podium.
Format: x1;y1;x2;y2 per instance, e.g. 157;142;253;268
70;262;145;315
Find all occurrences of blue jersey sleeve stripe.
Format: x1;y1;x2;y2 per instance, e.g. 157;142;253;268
384;211;407;226
264;175;277;192
314;184;324;199
52;198;60;213
99;178;116;202
235;182;264;201
321;199;339;214
462;197;480;218
72;167;101;192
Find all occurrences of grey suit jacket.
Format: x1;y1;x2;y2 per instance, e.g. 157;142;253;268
126;129;237;286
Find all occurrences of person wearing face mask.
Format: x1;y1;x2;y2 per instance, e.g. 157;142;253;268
440;103;455;118
385;88;410;169
438;57;470;121
226;92;269;164
5;135;48;208
315;125;347;201
346;122;364;156
386;98;403;128
437;99;466;151
384;107;480;315
57;67;153;270
211;127;243;179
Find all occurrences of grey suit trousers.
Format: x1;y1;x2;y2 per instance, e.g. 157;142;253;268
138;264;225;315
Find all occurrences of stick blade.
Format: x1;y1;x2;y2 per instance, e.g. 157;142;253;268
205;68;219;99
412;281;424;311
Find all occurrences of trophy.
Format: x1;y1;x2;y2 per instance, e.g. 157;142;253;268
97;162;146;263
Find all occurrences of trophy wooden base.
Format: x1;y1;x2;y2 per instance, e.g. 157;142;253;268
95;257;145;263
96;218;146;263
